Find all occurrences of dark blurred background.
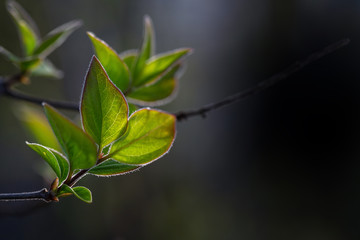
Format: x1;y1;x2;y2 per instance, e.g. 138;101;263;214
1;0;360;239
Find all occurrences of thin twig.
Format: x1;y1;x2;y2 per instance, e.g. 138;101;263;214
175;38;350;121
0;188;55;202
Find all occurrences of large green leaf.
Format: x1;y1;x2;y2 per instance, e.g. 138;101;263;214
132;16;155;84
134;48;192;87
57;184;92;203
81;56;129;151
87;32;130;91
43;103;97;170
108;109;176;165
88;159;140;176
7;0;40;56
33;20;82;58
128;64;181;106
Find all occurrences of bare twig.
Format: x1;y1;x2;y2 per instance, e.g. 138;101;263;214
0;188;55;202
175;38;350;121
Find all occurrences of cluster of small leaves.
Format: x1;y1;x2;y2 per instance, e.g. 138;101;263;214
1;2;191;203
0;0;81;79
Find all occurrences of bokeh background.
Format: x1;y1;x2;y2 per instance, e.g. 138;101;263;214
1;0;360;239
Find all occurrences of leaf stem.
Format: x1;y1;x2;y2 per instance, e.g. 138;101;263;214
0;188;56;202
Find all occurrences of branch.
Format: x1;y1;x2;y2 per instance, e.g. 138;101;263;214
0;188;56;202
175;38;350;121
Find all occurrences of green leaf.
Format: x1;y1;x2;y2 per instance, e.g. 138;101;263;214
0;46;20;62
128;64;182;106
132;15;155;83
108;109;176;165
88;159;140;176
81;56;129;151
119;49;138;70
87;32;130;91
18;105;61;151
33;20;82;58
31;59;64;79
26;142;62;180
57;184;92;203
7;0;40;56
134;48;192;87
43;103;97;170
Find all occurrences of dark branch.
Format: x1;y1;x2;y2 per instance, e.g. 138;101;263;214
175;38;350;121
0;188;56;202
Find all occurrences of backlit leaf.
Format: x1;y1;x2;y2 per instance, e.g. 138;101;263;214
88;159;140;176
57;184;92;203
7;0;40;56
87;32;130;91
43;103;97;170
33;20;82;58
132;16;155;84
119;49;138;70
50;149;70;185
108;109;176;165
134;48;192;87
81;56;129;151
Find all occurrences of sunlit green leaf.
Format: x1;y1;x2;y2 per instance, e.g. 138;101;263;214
26;142;62;180
108;109;176;165
119;49;138;70
19;105;61;151
88;159;140;176
33;20;82;58
87;32;130;91
132;15;155;83
128;64;181;106
7;0;40;56
134;48;192;87
81;56;129;151
57;184;92;203
43;103;97;170
31;59;63;79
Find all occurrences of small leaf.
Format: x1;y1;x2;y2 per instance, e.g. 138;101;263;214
81;56;129;151
108;109;176;165
50;149;70;185
18;105;61;151
87;32;130;91
43;103;97;170
57;184;92;203
119;49;138;70
134;48;192;87
0;46;20;62
88;159;140;176
128;64;182;106
31;59;64;79
7;0;40;56
33;20;82;58
132;16;155;83
26;142;62;180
